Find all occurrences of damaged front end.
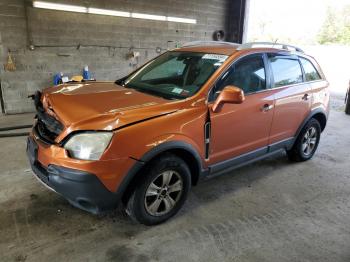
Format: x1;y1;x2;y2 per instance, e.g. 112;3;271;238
31;91;64;144
26;91;129;214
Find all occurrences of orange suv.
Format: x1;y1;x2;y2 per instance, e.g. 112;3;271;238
27;41;330;225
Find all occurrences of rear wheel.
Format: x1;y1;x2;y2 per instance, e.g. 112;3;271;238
287;118;321;162
126;153;191;225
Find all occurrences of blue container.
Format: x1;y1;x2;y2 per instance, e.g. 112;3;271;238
83;65;91;80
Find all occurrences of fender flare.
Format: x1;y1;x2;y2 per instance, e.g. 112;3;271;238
115;141;204;201
139;140;203;164
294;108;328;141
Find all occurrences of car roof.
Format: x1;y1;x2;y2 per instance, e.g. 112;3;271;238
175;41;306;57
176;42;240;56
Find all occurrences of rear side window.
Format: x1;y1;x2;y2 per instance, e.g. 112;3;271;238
269;55;303;87
300;57;322;82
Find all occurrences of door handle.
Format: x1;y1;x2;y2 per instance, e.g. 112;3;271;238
302;93;310;101
261;104;274;112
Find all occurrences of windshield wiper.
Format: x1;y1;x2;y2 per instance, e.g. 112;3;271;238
116;81;181;100
131;86;179;100
115;80;136;90
115;79;122;85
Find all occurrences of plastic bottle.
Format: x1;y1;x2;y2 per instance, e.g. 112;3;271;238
83;65;91;80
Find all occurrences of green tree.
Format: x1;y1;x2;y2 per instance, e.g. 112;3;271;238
318;6;350;45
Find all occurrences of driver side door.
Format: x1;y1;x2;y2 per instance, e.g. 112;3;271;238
208;53;275;166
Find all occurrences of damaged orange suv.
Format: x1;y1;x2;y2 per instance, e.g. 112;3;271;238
27;41;330;225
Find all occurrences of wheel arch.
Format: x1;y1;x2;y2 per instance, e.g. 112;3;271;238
118;141;204;204
312;112;327;132
295;108;328;139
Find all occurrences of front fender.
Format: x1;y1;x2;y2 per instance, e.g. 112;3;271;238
115;138;205;202
136;133;203;161
138;138;203;166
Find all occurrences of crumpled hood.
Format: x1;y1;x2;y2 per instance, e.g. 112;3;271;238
42;82;180;132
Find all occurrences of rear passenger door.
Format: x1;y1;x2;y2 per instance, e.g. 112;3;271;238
268;54;312;144
299;56;329;112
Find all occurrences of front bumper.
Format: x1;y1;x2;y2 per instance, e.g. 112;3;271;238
26;136;123;214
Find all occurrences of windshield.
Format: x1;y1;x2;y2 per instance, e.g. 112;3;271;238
121;51;228;100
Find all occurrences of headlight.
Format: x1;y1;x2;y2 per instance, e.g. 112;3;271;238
64;132;113;160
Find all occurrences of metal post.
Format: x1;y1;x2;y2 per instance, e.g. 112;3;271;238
224;0;247;43
0;31;5;114
241;0;250;44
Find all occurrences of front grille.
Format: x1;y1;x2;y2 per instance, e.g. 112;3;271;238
35;119;60;144
32;91;64;144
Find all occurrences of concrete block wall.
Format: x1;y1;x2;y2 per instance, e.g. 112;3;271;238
0;0;244;114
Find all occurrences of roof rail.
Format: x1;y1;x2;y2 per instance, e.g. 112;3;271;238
182;41;240;48
237;42;304;53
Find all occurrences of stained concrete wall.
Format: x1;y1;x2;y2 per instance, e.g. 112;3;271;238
0;0;245;114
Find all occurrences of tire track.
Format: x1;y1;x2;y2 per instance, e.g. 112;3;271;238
135;196;350;261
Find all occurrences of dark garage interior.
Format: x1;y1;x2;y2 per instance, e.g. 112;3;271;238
1;0;350;261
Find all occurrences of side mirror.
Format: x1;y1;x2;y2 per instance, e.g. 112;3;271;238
212;85;245;112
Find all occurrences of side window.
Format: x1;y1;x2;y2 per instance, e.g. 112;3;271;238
141;57;186;81
214;54;266;97
300;57;322;82
269;55;303;87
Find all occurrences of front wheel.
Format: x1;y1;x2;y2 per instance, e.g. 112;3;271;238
126;154;191;225
287;118;321;162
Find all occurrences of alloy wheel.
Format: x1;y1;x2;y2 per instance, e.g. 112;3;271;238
144;170;183;216
302;126;318;156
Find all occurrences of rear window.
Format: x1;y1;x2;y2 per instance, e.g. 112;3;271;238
269;56;303;87
300;57;322;82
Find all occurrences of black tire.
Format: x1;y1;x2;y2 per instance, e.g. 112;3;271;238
345;88;350;115
287;118;321;162
126;153;191;225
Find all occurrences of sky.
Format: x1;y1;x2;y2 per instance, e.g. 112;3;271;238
246;0;350;44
